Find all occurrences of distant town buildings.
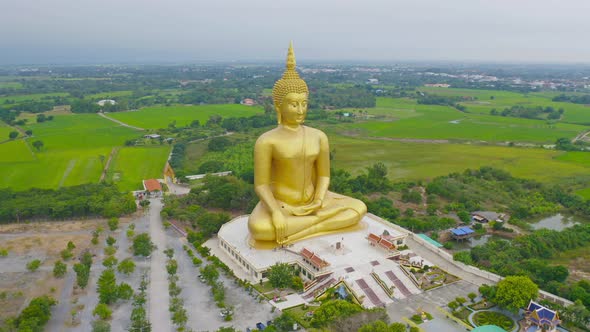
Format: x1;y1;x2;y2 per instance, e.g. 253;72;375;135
240;98;256;106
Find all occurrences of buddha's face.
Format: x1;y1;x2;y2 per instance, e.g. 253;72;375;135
279;92;308;126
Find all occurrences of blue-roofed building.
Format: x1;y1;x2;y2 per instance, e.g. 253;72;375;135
450;226;475;240
524;300;561;331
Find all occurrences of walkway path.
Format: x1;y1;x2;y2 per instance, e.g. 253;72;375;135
99;147;118;182
405;236;495;286
573;129;590;142
147;198;173;332
98;112;145;131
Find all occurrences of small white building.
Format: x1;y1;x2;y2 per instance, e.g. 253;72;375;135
97;99;117;106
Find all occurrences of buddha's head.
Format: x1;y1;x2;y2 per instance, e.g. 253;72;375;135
272;42;309;124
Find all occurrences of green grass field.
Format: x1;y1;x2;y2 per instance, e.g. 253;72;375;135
0;122;14;141
85;90;133;99
330;135;590;183
24;114;139;150
342;97;587;143
108;104;263;129
0;82;23;89
0;113;155;190
108;146;171;191
418;87;590;125
0;92;69;104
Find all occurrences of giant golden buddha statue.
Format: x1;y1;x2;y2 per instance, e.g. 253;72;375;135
248;43;367;245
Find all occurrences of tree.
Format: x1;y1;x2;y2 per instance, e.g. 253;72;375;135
274;313;297;331
27;259;41;272
200;265;219;284
448;300;459;312
67;241;76;250
14;295;56;331
267;263;294;289
457;210;470;223
468;292;477;303
93;303;112;320
106;236;116;246
495;276;538;312
166;259;178;275
25;129;32;136
117;258;136;275
102;256;118;268
97;269;118;304
9;131;18;139
107;217;119;231
53;260;67;278
91;319;111;332
73;263;90;288
208;136;231;151
359;321;406;332
132;233;154;256
117;283;134;300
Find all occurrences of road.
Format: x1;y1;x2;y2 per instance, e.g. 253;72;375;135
98;112;145;131
148;198;173;332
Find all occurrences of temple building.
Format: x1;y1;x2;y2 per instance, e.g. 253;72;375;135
524;300;561;332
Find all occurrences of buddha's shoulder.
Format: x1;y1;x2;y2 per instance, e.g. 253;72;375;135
304;126;328;140
255;128;281;145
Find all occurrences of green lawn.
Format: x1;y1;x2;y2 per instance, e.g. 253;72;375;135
329;135;590;183
107;146;171;191
0;140;34;163
344;97;587;143
108;104;263;129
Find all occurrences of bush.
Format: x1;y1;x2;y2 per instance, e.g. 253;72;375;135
61;249;73;261
117;258;136;275
0;248;7;257
107;217;119;231
443;242;454;249
126;229;135;238
192;257;202;266
93;303;112;320
27;259;41;272
104;246;116;256
67;241;76;250
91;320;111;332
103;256;118;268
14;295;56;331
106;236;116;246
53;260;67;278
118;283;134;300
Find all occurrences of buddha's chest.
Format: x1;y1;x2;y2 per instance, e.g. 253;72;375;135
272;135;320;161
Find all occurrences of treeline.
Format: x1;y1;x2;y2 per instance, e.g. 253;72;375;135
416;93;468;111
454;224;590;312
552;94;590;104
0;184;136;223
425;167;575;219
490;105;563;120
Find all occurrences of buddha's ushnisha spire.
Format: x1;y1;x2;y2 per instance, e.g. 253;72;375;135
282;41;301;80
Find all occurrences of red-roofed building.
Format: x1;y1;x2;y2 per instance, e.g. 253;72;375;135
241;98;256;106
143;179;162;196
300;248;330;271
367;233;396;251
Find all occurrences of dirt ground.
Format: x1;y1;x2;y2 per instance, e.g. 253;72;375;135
0;218;129;326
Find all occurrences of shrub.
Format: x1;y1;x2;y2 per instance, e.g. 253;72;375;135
107;217;119;231
117;258;136;275
61;249;73;260
126;230;135;238
91;320;111;332
93;303;112;320
118;283;134;300
53;260;67;278
106;236;116;246
67;241;76;250
0;248;8;257
104;246;116;256
192;257;202;266
103;256;118;268
27;259;41;272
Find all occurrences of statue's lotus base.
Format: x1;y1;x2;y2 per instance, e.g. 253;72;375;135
247;221;367;250
204;213;426;308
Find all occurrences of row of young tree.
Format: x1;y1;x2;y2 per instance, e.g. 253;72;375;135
489;105;564;120
0;184;137;223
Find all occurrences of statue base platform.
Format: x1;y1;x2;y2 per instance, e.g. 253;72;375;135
204;213;428;308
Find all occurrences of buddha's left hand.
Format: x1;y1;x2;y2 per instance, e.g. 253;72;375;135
291;199;322;216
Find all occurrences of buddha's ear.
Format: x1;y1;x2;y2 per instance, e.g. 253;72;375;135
274;102;282;124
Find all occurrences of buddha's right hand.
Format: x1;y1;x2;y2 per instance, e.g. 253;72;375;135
272;210;287;243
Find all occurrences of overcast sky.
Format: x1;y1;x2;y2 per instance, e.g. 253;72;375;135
1;0;589;65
